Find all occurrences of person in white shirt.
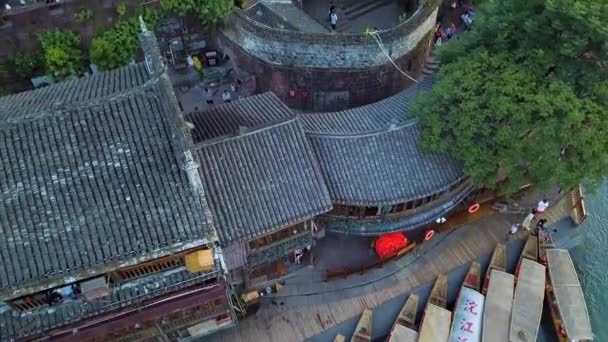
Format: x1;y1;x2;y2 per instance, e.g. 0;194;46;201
330;12;338;30
506;224;519;241
222;90;231;103
536;199;549;215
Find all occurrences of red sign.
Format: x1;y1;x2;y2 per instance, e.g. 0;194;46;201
289;90;296;97
301;88;308;98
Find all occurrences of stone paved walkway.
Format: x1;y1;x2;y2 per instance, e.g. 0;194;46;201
208;188;573;342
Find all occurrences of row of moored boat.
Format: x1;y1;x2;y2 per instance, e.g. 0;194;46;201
336;232;593;342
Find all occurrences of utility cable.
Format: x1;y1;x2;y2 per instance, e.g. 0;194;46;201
370;31;418;83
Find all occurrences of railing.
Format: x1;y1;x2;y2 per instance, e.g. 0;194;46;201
247;232;313;268
228;0;439;46
324;179;473;223
570;185;587;225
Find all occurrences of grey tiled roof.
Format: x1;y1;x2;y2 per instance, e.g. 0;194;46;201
299;74;435;133
0;63;151;121
185;92;293;142
0;77;211;295
307;120;463;206
0;262;222;340
194;119;332;245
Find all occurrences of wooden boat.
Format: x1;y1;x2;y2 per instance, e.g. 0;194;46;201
509;258;545;342
538;230;556;266
387;294;418;342
482;244;507;295
427;273;448;308
351;308;373;342
545;249;593;341
482;270;514;342
418;274;451;342
448;262;484;342
514;235;538;280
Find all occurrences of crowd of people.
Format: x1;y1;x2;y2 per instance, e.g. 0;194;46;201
434;7;475;46
507;199;556;242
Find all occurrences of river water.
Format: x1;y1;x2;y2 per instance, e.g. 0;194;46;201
568;183;608;341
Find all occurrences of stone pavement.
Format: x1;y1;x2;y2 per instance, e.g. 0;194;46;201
301;0;404;32
208;188;573;342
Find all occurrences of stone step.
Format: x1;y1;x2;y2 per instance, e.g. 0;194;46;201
264;2;329;33
342;0;394;20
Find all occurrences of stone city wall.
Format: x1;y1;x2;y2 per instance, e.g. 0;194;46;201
220;0;439;111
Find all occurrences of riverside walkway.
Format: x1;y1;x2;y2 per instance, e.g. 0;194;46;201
209;188;578;341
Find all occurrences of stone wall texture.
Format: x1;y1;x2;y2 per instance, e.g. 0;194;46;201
219;0;439;111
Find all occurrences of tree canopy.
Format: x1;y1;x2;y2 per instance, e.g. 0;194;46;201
415;0;608;193
159;0;233;24
38;30;83;80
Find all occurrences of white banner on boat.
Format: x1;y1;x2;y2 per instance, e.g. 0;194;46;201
449;287;485;342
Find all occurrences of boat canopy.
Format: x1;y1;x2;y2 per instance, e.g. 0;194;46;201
482;270;514;342
449;287;485;342
419;304;451;342
509;259;545;342
547;249;593;341
388;325;418;342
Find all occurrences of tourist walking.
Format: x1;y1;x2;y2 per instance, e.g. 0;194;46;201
203;87;213;105
506;224;519;241
222;90;231;103
535;199;549;215
330;12;338;30
535;219;547;236
521;209;535;231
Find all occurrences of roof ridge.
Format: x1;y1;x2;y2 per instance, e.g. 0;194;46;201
303;117;419;138
193;116;298;148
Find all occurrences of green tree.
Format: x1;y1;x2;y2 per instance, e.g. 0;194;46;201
159;0;233;24
90;8;160;71
12;53;45;79
38;30;83;80
415;0;608;193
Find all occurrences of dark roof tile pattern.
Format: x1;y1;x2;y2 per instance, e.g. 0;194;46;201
299;74;436;133
0;64;151;121
0;82;211;291
307;120;463;206
185;92;293;142
195;119;332;245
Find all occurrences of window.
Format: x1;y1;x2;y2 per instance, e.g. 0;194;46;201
248;223;307;251
365;206;378;216
113;254;186;282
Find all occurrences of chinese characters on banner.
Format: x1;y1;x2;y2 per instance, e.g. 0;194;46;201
449;287;485;342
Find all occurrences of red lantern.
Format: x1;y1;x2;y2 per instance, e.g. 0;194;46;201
375;233;408;259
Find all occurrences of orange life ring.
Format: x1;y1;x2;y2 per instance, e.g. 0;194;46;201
468;203;480;213
425;230;435;241
559;323;567;336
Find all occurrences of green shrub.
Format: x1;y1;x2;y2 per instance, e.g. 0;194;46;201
12;53;45;79
116;3;127;16
90;8;160;71
74;9;94;23
159;0;233;24
38;30;83;79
